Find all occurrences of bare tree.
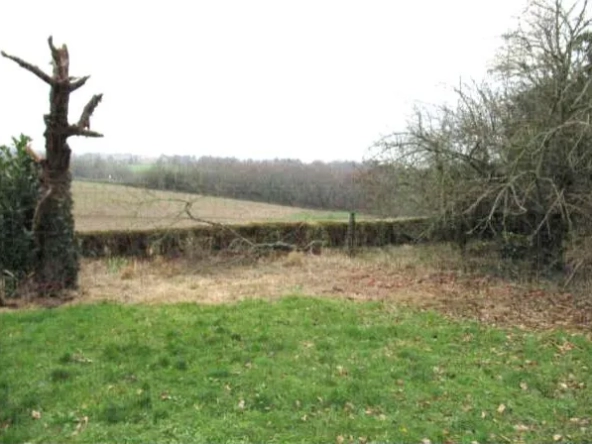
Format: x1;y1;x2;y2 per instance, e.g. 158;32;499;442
2;37;103;294
373;0;592;271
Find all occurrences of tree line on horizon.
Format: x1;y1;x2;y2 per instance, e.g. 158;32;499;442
70;153;428;217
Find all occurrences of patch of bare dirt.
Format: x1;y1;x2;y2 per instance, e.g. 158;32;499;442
4;244;591;332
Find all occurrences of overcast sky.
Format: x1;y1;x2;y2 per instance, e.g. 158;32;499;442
0;0;527;163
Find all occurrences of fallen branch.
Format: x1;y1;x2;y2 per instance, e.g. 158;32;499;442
183;201;255;247
182;201;323;256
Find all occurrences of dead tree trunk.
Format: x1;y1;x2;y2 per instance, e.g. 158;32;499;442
1;37;103;295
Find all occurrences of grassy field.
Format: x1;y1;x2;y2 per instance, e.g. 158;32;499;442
127;164;154;173
1;297;591;444
72;181;353;232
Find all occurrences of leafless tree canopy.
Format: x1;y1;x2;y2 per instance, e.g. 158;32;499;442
371;0;592;271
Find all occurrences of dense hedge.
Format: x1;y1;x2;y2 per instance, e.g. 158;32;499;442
0;135;40;297
76;218;433;258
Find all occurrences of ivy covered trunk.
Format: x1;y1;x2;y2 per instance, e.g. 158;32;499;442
34;167;79;292
2;37;103;295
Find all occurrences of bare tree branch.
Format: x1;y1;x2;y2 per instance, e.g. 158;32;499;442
67;125;104;138
181;200;323;255
0;51;53;85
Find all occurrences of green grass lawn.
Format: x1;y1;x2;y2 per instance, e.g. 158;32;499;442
284;211;353;222
283;211;378;222
1;297;591;443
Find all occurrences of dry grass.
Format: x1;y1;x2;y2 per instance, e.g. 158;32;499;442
24;242;585;332
72;181;345;232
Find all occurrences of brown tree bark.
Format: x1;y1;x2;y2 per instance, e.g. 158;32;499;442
2;37;103;295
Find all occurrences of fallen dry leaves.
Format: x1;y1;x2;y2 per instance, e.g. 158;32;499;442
5;244;591;333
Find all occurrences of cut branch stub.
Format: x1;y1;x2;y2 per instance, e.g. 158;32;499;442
48;36;69;81
70;75;90;92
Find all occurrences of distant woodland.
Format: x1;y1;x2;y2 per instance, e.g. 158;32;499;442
70;154;427;217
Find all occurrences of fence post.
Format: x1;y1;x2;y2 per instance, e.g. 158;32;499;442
347;211;356;257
